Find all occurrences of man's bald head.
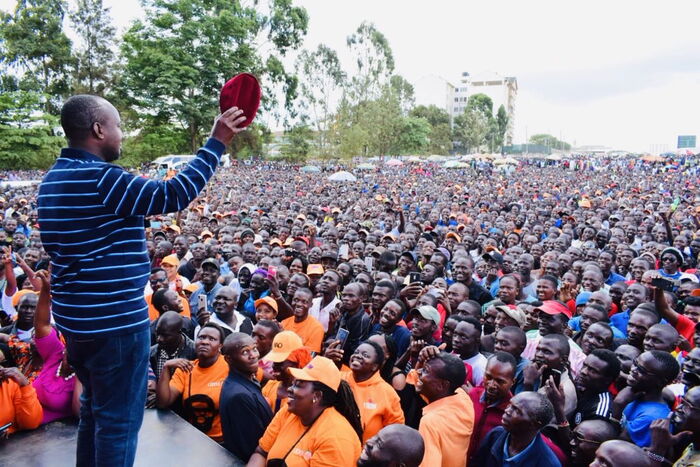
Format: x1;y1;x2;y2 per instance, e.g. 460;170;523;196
591;440;651;467
358;424;425;467
158;311;183;331
221;332;254;356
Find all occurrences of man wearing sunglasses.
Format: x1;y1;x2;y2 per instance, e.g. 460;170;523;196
647;385;700;466
611;350;680;447
569;419;619;467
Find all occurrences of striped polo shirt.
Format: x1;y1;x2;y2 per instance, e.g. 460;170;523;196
38;138;224;338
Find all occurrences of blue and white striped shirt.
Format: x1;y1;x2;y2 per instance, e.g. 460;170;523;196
38;138;225;338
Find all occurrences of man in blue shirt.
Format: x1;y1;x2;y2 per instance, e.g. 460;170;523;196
38;95;246;466
220;332;273;463
611;350;679;447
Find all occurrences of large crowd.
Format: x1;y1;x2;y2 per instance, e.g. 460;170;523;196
2;138;700;466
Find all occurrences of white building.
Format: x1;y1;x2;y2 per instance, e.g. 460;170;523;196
447;72;518;145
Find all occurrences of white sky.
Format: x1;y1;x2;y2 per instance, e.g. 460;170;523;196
3;0;700;152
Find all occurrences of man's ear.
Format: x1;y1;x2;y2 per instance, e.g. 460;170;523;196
92;121;104;139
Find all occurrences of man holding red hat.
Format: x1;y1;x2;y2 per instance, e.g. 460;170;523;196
522;300;587;377
38;94;250;466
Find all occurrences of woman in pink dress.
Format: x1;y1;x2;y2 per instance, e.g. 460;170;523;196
32;270;81;424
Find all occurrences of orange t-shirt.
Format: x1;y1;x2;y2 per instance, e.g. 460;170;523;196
146;293;191;321
342;371;404;443
418;388;474;467
0;380;43;435
281;316;324;353
262;379;288;415
259;405;361;466
170;356;228;441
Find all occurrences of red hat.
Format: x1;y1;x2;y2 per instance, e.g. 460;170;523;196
535;300;572;319
219;73;261;128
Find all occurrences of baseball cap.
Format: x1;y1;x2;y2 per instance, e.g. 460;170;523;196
201;230;214;239
494;304;527;328
201;258;220;271
288;356;342;391
575;291;592;307
410;305;441;326
161;254;180;267
482;251;503;264
307;264;324;276
254;296;278;314
446;232;461;242
535;300;572;319
219;73;261;128
166;224;181;233
264;331;303;363
184;283;200;293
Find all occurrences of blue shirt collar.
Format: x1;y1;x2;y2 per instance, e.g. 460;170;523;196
59;147;105;163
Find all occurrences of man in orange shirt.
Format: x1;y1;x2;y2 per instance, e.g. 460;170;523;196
281;288;324;353
415;351;474;467
0;366;43;435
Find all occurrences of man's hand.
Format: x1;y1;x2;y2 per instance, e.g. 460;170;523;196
211;107;247;146
544;376;567;422
649;417;693;458
324;340;344;364
196;307;210;327
0;367;29;387
523;361;544;387
163;358;194;373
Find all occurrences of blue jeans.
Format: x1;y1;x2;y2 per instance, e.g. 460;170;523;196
66;329;150;467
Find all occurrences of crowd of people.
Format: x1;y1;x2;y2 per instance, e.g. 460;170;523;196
2;133;700;466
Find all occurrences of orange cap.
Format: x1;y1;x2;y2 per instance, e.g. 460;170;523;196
161;254;180;267
254;296;278;314
264;331;303;363
307;264;324;276
288;356;342;391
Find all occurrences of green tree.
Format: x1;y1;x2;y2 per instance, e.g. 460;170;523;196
493;104;508;151
69;0;117;96
389;75;414;115
345;22;394;102
229;123;271;159
529;133;571;150
0;90;63;169
396;116;430;154
466;93;494;118
0;0;73;113
119;0;308;153
295;44;345;158
280;124;312;161
453;107;490;153
410;105;452;154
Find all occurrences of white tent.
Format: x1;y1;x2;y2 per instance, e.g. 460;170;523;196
300;165;321;173
328;171;357;182
427;154;446;162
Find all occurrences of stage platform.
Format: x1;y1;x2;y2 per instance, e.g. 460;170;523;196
0;409;243;466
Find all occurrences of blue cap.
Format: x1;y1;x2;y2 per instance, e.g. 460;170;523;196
575;291;592;307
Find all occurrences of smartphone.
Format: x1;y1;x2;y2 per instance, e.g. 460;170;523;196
544;368;562;387
365;256;374;272
0;422;11;435
336;328;350;348
339;244;349;259
268;266;277;278
409;272;421;284
652;277;676;292
198;294;208;314
150;221;161;229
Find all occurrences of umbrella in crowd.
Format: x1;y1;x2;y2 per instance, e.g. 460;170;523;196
327;170;357;182
356;163;376;170
385;159;404;167
443;160;468;169
427;154;447;162
641;154;665;162
300;165;321;173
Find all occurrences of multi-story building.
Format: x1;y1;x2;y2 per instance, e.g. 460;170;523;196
447;72;518;145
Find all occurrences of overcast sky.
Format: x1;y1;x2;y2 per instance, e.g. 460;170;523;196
3;0;699;152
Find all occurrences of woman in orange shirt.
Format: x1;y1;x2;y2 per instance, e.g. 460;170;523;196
156;322;228;442
343;340;405;443
248;356;363;466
